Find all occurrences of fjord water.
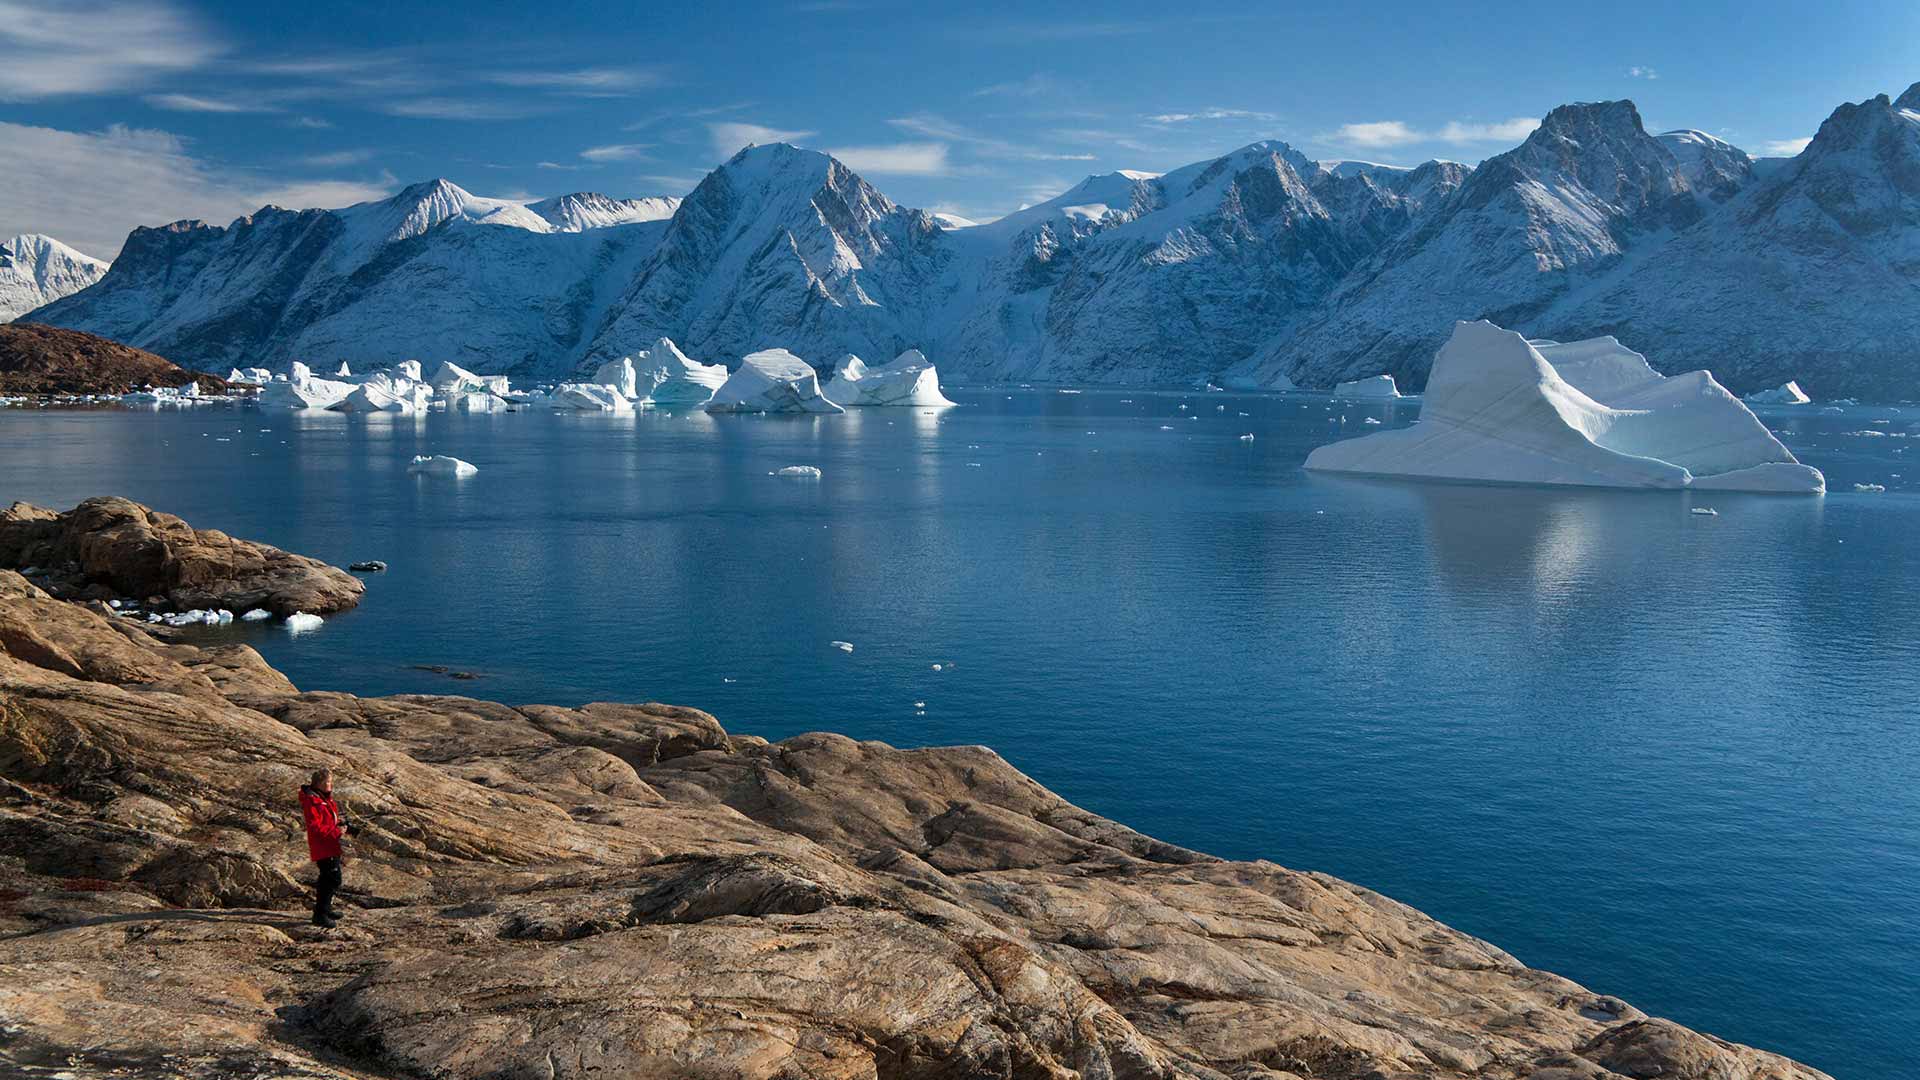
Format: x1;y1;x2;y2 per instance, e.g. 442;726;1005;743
4;391;1915;1079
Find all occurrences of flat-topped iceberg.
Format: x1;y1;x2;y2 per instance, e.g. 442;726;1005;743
634;337;729;405
1333;374;1401;399
706;349;844;414
1747;381;1812;405
1305;320;1825;493
260;362;356;410
823;349;956;407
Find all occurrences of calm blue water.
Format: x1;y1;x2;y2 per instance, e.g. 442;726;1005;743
3;391;1915;1078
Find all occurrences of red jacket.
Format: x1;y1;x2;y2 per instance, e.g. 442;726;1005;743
299;785;343;862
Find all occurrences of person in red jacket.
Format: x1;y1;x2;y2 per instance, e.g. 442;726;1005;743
298;768;358;927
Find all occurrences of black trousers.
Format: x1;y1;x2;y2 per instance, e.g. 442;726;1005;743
314;857;342;920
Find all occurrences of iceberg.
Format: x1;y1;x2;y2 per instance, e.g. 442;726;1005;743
260;367;355;410
1746;381;1812;405
705;349;844;414
823;349;957;407
546;383;634;412
1332;374;1402;399
240;608;272;621
633;337;729;405
1304;321;1826;493
590;357;640;400
428;360;509;398
333;374;431;414
284;612;324;632
226;367;272;384
408;454;478;477
775;465;822;478
448;389;509;412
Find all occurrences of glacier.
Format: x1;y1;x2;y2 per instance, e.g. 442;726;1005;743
1303;320;1826;493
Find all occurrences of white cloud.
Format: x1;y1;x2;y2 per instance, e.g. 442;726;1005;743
1628;66;1659;80
0;0;220;102
1144;107;1276;125
536;161;579;171
972;73;1062;98
145;92;278;114
1330;121;1423;148
1327;117;1537;149
0;120;393;259
1436;118;1539;143
579;143;650;163
824;142;949;175
1761;136;1812;156
291;116;334;130
489;67;665;96
299;149;375;167
709;121;815;158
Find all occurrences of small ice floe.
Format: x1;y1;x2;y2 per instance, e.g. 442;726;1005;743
349;560;387;573
1364;417;1383;425
967;462;983;467
913;701;925;708
1690;507;1719;516
1238;433;1255;441
722;677;737;683
240;609;272;621
931;663;943;672
1159;425;1174;430
409;455;478;477
774;465;822;479
1178;404;1190;411
829;640;854;653
1855;483;1887;492
285;612;324;632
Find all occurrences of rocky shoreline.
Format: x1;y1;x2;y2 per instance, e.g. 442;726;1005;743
0;504;1827;1079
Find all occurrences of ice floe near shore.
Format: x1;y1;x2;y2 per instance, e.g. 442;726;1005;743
823;350;956;407
1304;320;1826;493
707;349;844;414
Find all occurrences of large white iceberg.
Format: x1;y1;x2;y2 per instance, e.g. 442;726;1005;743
1304;320;1826;493
259;363;355;410
1332;374;1402;399
823;349;956;407
226;366;272;384
1746;381;1811;405
705;349;844;414
634;337;729;405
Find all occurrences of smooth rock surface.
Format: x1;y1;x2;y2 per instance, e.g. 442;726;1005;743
0;515;1828;1080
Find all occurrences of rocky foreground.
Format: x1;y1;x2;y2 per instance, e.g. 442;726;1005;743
0;508;1826;1079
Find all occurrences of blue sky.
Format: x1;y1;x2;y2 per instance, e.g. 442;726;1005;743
4;0;1917;257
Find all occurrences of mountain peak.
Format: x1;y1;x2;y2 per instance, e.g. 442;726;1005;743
1536;99;1645;140
1898;82;1920;111
527;192;679;232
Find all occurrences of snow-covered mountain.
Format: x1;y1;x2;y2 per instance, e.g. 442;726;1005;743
1238;99;1755;391
1;235;109;322
25;82;1920;397
30;182;670;373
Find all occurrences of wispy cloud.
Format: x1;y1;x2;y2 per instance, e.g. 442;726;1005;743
1761;136;1812;156
636;173;706;193
972;73;1063;99
298;149;375;167
888;113;1094;161
1325;117;1537;149
489;66;665;96
291;116;334;130
825;142;950;175
536;161;578;171
0;0;220;102
0;120;392;258
579;142;650;163
1627;66;1659;80
709;121;814;158
383;98;544;121
144;92;279;114
1144;107;1276;125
